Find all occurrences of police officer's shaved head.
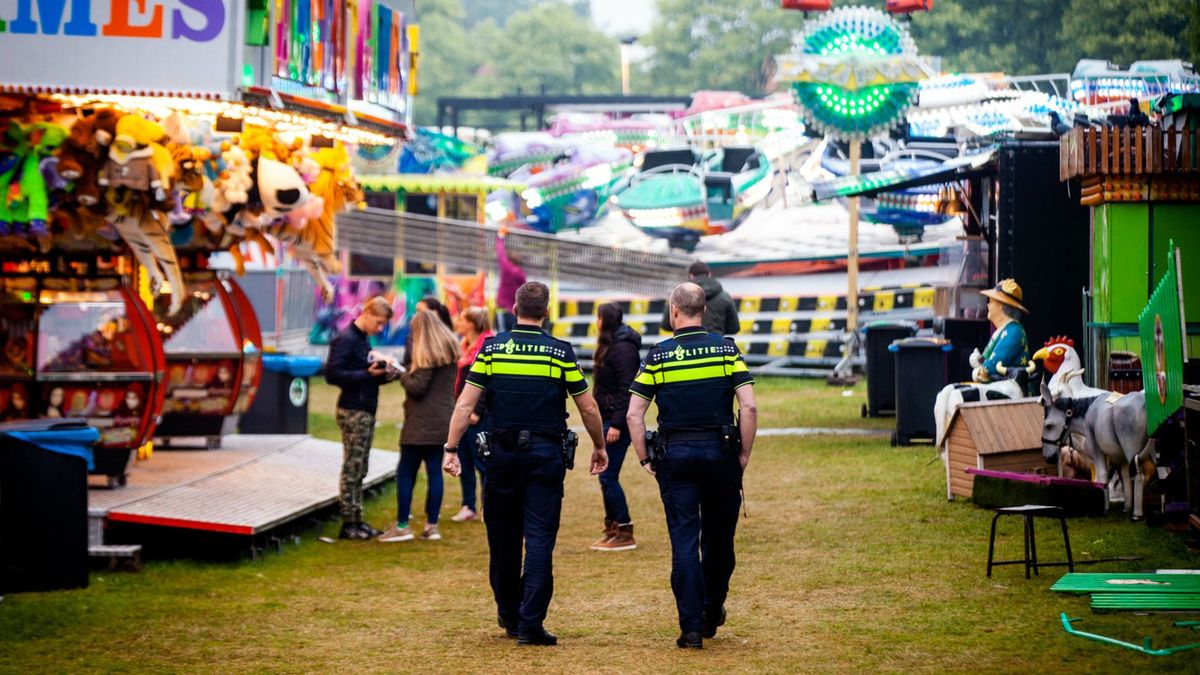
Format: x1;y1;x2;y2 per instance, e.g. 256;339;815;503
670;282;706;318
515;281;550;320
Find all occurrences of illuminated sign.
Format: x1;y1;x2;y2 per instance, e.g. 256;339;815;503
0;0;241;97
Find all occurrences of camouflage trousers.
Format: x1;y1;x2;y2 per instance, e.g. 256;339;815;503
336;407;376;522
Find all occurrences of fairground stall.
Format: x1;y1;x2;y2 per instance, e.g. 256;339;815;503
0;0;410;553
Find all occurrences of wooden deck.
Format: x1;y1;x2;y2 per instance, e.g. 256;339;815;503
89;435;397;536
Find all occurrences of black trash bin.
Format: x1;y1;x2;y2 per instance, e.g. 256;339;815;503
862;321;917;417
941;318;992;383
0;419;99;593
889;338;951;446
239;355;323;435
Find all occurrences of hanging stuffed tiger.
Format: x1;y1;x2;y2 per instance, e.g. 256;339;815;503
110;205;185;316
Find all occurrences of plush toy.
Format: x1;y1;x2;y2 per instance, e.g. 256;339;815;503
255;156;310;218
211;143;252;214
57;109;121;207
0;122;68;237
100;115;167;196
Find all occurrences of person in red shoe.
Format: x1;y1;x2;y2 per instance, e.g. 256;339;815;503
589;302;641;551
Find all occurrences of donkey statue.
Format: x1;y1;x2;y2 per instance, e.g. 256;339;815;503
1040;382;1150;520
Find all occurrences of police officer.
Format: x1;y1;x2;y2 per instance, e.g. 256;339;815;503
627;281;758;649
443;281;608;646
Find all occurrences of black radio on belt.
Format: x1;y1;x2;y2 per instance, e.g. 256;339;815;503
476;430;491;460
642;430;663;469
721;424;742;455
561;431;579;470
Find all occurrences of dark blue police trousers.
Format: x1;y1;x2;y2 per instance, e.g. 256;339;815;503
483;440;566;633
656;440;742;633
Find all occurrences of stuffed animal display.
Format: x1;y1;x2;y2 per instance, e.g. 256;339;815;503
1;105;364;316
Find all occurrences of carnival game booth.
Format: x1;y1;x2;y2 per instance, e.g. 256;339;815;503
0;255;165;486
0;0;411;549
152;266;263;446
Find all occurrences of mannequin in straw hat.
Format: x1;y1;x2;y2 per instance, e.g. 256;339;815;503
970;278;1031;383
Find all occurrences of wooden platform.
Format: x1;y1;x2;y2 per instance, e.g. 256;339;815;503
88;435;397;536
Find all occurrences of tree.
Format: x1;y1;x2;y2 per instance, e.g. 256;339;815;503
906;0;1067;74
643;0;808;96
410;0;483;124
1054;0;1191;73
482;4;618;97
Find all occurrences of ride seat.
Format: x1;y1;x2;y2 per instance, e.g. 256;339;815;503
720;147;758;173
641;149;699;172
704;173;734;201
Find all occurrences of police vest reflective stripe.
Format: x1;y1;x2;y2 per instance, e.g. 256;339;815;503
465;326;587;432
630;328;753;430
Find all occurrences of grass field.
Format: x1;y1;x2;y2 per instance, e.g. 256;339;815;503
2;378;1198;673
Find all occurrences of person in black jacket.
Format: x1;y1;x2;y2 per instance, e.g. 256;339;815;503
659;261;740;336
325;297;394;540
589;302;642;551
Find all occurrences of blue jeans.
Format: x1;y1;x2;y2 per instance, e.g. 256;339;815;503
598;423;632;524
483;440;565;634
396;444;444;525
656;440;742;633
459;420;488;511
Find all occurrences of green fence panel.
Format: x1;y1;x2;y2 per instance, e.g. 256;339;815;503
1138;243;1185;434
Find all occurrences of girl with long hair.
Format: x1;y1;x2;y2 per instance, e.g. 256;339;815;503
379;310;462;542
589;302;642;551
450;306;494;522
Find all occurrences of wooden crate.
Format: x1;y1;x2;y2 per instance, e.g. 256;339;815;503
944;398;1047;499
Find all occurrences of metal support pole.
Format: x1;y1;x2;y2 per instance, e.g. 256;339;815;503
847;139;861;333
828;139;862;385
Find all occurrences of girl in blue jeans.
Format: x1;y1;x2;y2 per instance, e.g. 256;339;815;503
588;303;642;551
379;311;461;542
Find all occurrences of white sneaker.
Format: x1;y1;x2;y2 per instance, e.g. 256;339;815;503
378;524;414;542
450;506;477;522
421;524;442;541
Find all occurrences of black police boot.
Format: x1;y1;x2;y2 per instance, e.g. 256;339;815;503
498;616;518;639
703;606;727;638
358;522;383;538
517;628;558;646
676;631;703;649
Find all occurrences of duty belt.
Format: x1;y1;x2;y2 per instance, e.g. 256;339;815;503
662;429;724;444
491;429;563;447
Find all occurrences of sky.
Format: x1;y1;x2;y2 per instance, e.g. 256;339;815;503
589;0;658;36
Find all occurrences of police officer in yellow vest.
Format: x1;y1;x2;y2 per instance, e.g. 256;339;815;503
444;281;607;646
627;282;758;649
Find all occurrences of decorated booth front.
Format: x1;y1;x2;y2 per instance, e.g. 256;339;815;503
0;0;411;484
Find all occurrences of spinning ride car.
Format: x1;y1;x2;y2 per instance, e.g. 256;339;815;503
611;146;771;251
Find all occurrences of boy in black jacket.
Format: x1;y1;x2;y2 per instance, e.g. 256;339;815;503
325;297;393;540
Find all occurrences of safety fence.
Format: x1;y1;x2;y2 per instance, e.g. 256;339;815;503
557;284;936;375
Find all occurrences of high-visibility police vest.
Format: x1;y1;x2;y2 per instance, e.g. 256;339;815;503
465;324;588;434
629;327;753;432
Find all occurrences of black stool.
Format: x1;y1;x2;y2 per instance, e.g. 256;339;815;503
986;505;1074;579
